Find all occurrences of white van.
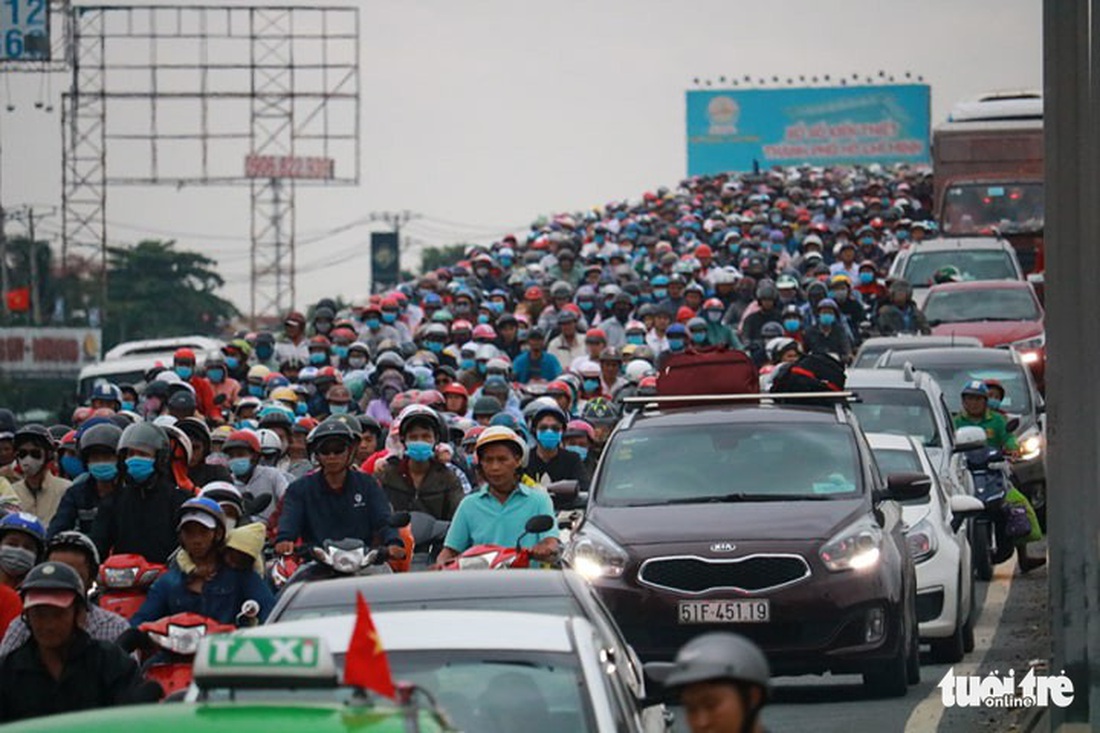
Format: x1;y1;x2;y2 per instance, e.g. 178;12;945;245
77;335;225;400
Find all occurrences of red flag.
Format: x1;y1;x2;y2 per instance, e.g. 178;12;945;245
343;592;396;698
5;288;29;313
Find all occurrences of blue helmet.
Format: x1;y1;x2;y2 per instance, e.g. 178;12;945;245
961;380;989;399
0;512;47;558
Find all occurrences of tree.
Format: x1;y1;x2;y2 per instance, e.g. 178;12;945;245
103;240;239;348
419;244;468;274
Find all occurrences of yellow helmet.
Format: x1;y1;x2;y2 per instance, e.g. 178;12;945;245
474;425;528;468
247;364;271;381
269;386;298;404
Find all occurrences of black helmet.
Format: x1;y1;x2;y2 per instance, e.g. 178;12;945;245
258;410;293;431
397;405;445;440
77;423;123;460
581;397;620;426
13;424;54;453
306;417;358;455
117;422;170;470
177;417;212;453
755;280;779;301
46;531;101;578
0;409;15;438
664;632;771;697
357;414;383;442
375;351;406;372
20;561;86;604
528;402;568;429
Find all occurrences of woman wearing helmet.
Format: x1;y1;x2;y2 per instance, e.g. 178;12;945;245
132;497;274;626
0;561;146;720
0;512;45;591
176;417;232;489
47;422;125;537
664;632;771;733
374;406;464;521
433;426;559;569
11;424;71;526
526;403;590;494
222;429;288;521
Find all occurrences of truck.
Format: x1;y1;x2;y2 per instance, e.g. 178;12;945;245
932;92;1044;274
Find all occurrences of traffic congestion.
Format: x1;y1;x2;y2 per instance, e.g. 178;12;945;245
0;159;1048;733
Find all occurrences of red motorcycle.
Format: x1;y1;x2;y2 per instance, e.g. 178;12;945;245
440;515;555;570
96;554;167;620
121;611;245;699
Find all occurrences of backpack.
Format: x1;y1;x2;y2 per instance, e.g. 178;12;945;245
770;352;847;394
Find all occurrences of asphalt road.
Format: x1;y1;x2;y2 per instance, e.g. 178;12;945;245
668;542;1050;733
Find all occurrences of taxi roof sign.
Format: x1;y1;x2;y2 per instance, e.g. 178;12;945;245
194;634;339;690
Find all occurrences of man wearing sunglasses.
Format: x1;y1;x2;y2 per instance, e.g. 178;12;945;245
274;417;406;560
10;425;70;527
524;403;589;493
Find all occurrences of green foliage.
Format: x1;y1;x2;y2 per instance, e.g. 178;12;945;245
419;244;468;274
103;240;238;348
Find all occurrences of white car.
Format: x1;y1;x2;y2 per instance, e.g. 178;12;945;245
189;609;667;732
867;433;984;663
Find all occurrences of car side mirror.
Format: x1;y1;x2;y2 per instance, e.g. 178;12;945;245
236;599;261;628
953;426;987;453
948;494;985;533
881;472;932;502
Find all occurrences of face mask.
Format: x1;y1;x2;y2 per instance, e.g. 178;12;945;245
405;441;434;462
382;312;398;324
565;445;588;462
310;352;328;366
121;400;135;412
125;456;156;482
859;272;875;285
627;334;645;346
207;368;225;384
536;429;562;451
329;404;350;416
477;314;490;324
583;378;601;393
18;455;44;477
579;300;595;312
784;318;802;332
296;402;309;416
653;288;668;299
333;346;349;360
229;457;253;478
476;362;488;375
365;318;381;330
256;346;274;360
517;329;529;341
499;256;513;268
248;384;265;398
488;301;505;314
348;356;368;369
668;338;685;351
60;455;85;479
860;237;875;247
988;398;1002;410
897;230;910;241
771;242;784;253
316;321;333;335
829;289;849;302
819;313;837;327
691;332;707;345
475;267;489;278
460;358;476;371
88;461;119;481
426;341;444;354
0;546;35;577
175;366;193;380
225;356;241;371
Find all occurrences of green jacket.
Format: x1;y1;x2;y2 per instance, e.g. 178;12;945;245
704;321;742;349
954;410;1019;452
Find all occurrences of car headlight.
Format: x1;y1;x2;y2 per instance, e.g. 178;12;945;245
1019;433;1043;462
819;519;883;572
1011;334;1045;363
904;517;938;564
564;524;629;581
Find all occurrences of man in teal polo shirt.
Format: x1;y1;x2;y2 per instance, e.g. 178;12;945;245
435;426;559;566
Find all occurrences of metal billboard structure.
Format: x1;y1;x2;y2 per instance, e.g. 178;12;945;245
61;4;360;323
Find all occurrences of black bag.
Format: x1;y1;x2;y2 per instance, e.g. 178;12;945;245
770;352;847;394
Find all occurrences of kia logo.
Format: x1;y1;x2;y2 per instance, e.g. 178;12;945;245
710;542;737;553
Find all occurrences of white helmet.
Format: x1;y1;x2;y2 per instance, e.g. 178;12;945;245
624;359;656;384
256;428;284;458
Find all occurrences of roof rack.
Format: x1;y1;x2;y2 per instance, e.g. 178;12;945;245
623;392;855;407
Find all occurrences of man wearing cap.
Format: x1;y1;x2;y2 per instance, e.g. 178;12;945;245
662;632;771;733
546;310;586;368
512;329;562;385
275;310;310;363
0;561;146;720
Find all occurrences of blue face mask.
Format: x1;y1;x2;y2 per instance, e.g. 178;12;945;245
460;358;476;371
382;312;398;324
476;362;488;375
296;401;309;416
229;457;253;478
248;384;265;398
783;318;802;332
125;456;156;482
819;313;837;327
175;366;193;380
988;398;1002;410
583;378;601;393
897;230;910;241
653;288;668;299
60;455;85;479
333;346;349;360
668;338;685;351
365;318;381;330
88;461;118;481
860;237;875;247
405;441;434;462
627;334;645;346
310;352;328;366
579;300;595;312
120;400;135;412
329;404;350;416
489;301;505;314
256;345;274;361
499;256;513;268
859;271;875;285
565;445;588;461
225;356;240;371
477;314;490;324
426;341;444;354
536;429;562;451
207;368;225;384
691;332;707;344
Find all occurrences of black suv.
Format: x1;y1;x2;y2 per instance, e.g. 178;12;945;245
564;396;928;697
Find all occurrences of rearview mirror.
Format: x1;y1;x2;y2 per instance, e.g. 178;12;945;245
525;514;555;535
882;472;932;502
244;492;272;516
949;494;985;533
546;480;579;508
641;662;678;707
953;426;987;453
389;511;411;529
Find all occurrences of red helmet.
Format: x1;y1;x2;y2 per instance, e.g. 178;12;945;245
676;306;696;323
223;429;260;454
694;244;713;260
703;298;724;310
442;383;469;398
174;347;196;363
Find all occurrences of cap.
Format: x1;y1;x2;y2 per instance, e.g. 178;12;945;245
24;588;79;610
177;510;218;531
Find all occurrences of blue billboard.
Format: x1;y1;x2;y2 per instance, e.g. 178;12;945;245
686;84;931;175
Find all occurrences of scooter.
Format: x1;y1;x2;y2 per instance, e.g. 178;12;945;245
119;610;240;700
95;554;168;620
440;514;556;570
965;445;1017;581
280;512;412;587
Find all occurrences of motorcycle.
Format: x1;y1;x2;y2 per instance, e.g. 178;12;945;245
440;514;556;570
279;512;412;588
964;444;1017;581
546;480;585;545
95;553;168;620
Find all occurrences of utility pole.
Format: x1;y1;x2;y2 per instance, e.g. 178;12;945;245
0;206;7;323
27;207;38;325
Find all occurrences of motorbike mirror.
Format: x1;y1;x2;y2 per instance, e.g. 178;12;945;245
953;426;987;453
389;511;411;528
641;662;678;706
236;599;261;628
116;627;153;654
881;472;932;502
244;492;272;515
546;480;579;508
525;514;555;534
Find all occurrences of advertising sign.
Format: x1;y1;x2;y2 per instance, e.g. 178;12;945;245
0;328;101;376
370;232;400;290
686;84;931;175
0;0;49;61
244;155;336;180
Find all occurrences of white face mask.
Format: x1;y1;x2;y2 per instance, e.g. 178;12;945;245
18;456;44;477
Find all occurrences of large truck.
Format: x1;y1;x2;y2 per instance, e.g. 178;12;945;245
932;92;1043;274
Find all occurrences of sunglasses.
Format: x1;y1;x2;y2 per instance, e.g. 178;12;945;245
315;442;349;456
16;449;44;460
536;424;563;433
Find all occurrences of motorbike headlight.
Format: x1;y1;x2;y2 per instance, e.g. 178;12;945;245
101;567;138;589
1019;433;1043;462
904;517;938;564
564;524;628;581
457;552;496;570
820;519;883;572
165;624;207;656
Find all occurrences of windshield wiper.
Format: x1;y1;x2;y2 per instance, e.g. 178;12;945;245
653;493;837;505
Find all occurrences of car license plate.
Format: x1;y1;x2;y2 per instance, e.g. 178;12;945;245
678;600;769;624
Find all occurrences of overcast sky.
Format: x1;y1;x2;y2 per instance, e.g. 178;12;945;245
3;0;1042;313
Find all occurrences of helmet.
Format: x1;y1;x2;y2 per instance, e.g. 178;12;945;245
90;382;122;407
755;281;779;301
199;482;245;519
933;265;961;284
20;561;86;603
564;419;596;442
223;429;260;454
581;397;620;425
306;417;358;455
474;425;529;467
624;359;655;384
13;424;53;453
375;351;406;372
767;337;801;363
357;414;383;441
396;404;445;441
46;531;101;577
961;380;989;398
258;409;293;430
0;512;46;557
257;428;284;457
175;497;228;537
247;364;271;382
77;422;123;460
117;423;169;461
528;402;568;429
664;632;771;697
162;425;194;465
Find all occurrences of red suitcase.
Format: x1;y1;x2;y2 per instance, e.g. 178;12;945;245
656;347;759;396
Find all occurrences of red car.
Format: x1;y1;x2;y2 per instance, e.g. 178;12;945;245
923;280;1045;388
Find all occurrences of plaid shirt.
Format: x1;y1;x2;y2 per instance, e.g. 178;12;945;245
0;603;129;657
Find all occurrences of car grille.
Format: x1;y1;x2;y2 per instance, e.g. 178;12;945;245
638;555;811;595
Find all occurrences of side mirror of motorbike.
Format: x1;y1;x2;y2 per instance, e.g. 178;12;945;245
236;599;261;628
525;514;555;535
949;494;985;533
953;426;988;453
879;472;932;502
117;627;153;654
389;511;411;529
244;492;272;516
546;480;579;508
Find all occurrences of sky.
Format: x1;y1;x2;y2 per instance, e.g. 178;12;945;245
2;0;1042;315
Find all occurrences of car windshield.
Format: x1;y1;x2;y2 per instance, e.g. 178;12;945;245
903;249;1018;287
850;388;941;447
889;363;1033;414
941;182;1044;234
924;287;1040;325
278;595;579;622
200;650;596;733
597;423;861;506
871;447;931;506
